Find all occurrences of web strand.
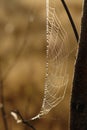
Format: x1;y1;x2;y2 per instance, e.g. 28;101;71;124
31;0;70;120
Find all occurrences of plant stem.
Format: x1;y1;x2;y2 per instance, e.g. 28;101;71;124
11;110;36;130
61;0;79;42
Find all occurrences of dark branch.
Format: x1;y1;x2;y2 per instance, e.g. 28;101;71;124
11;110;36;130
61;0;79;42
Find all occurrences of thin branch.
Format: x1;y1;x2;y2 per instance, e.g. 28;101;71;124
11;110;36;130
61;0;79;42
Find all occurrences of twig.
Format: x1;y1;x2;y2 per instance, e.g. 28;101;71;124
11;110;36;130
61;0;79;42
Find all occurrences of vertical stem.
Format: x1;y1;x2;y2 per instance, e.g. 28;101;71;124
70;0;87;130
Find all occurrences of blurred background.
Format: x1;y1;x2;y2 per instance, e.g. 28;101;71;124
0;0;82;130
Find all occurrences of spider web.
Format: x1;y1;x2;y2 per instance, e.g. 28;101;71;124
31;0;70;120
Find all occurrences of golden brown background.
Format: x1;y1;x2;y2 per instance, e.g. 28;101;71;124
0;0;82;130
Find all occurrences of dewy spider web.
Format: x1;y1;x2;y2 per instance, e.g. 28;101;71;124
31;0;69;120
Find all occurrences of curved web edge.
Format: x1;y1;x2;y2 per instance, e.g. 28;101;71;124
31;0;73;120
